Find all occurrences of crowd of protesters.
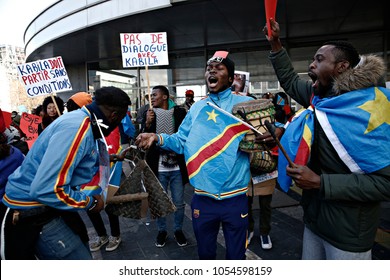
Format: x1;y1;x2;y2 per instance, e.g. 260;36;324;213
1;18;389;261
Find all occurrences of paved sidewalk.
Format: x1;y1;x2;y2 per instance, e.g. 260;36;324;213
81;186;389;260
82;186;304;260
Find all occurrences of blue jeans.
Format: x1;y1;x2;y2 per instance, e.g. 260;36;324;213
302;226;371;260
35;217;92;260
157;170;185;232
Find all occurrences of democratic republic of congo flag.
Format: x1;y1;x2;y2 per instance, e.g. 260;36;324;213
278;107;314;191
184;104;250;193
278;86;390;192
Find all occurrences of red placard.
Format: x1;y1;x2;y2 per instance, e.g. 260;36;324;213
265;0;278;37
20;112;41;149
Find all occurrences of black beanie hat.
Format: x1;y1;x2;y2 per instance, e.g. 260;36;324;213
207;51;235;86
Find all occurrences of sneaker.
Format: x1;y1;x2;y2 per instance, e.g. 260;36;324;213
155;231;168;247
89;235;109;252
260;235;272;250
247;231;254;245
174;230;188;247
106;236;122;252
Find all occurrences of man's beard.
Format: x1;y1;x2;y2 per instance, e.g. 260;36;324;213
314;82;333;97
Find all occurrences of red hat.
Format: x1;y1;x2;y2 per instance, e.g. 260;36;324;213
185;89;194;96
207;51;235;85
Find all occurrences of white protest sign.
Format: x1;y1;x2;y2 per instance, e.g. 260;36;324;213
120;32;169;68
17;56;72;98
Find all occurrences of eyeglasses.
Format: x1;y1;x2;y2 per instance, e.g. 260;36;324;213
207;56;224;65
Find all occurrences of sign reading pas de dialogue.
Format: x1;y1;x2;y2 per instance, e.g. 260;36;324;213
120;32;169;67
17;56;73;98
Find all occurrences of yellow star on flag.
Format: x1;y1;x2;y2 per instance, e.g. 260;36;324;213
206;109;219;123
358;87;390;134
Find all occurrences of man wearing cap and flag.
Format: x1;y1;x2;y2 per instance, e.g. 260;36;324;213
136;51;253;259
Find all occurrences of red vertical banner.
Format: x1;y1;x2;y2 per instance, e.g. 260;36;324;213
265;0;278;37
0;109;6;132
2;111;12;129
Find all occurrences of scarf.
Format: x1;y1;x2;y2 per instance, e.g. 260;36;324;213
154;107;178;168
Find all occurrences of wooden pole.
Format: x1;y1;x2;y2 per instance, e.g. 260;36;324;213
106;192;149;204
50;93;61;116
145;65;152;108
264;120;295;167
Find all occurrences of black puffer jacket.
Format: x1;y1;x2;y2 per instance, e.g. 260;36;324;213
269;49;390;252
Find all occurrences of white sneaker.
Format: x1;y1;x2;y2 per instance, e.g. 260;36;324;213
89;235;108;252
260;235;272;250
106;236;122;251
247;231;254;245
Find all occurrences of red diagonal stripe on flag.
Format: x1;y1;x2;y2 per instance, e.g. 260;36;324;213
294;138;310;165
187;123;249;177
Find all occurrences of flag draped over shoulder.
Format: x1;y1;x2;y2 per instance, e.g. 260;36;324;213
185;104;250;193
278;107;314;191
278;86;390;192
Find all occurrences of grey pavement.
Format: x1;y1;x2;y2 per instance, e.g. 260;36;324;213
80;185;389;260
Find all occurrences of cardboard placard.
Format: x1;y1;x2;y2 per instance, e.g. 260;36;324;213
17;56;72;97
120;32;169;68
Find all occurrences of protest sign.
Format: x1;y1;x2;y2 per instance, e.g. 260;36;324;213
20;112;41;149
120;32;169;68
17;56;72;98
232;70;250;95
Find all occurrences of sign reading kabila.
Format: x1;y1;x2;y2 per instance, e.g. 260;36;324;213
120;32;169;68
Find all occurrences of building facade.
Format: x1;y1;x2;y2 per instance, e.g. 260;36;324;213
0;44;43;112
22;0;389;111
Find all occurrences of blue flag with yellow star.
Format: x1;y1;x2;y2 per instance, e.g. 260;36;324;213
278;86;390;192
315;86;390;173
185;104;250;192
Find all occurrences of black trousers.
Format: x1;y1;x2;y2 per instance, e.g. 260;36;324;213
248;194;272;235
87;210;120;237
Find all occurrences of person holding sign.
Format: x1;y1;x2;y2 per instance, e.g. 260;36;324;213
264;18;390;259
1;86;131;260
141;85;189;248
38;95;64;135
136;51;253;259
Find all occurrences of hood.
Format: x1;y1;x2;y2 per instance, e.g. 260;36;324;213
333;55;386;95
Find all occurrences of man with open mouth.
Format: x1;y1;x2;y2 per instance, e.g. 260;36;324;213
264;18;390;260
136;51;254;259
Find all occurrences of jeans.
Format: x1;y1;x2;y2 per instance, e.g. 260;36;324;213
2;208;91;260
35;217;92;260
302;226;372;260
157;170;185;232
